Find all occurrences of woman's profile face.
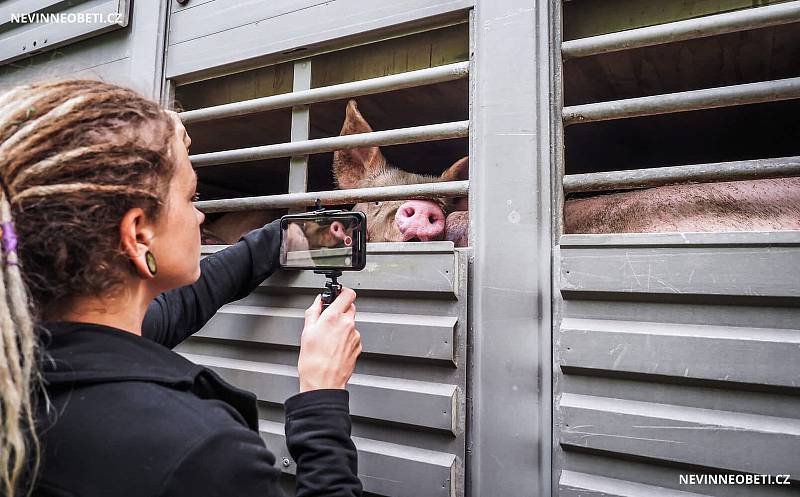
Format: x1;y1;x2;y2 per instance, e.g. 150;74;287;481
150;112;205;289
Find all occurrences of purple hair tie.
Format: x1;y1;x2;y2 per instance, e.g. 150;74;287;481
1;221;18;264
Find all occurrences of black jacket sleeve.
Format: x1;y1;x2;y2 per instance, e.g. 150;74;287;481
142;219;282;348
157;390;361;497
285;390;362;497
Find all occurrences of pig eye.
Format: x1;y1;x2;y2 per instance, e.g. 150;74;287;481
374;201;382;206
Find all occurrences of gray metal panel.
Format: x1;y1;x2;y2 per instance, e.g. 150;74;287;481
559;470;714;497
259;420;458;497
560;318;800;388
560;234;800;299
165;0;473;80
167;0;325;46
468;1;553;496
196;304;457;362
560;393;800;476
0;0;130;66
0;0;169;100
206;241;462;295
179;243;469;496
183;353;459;433
554;233;800;496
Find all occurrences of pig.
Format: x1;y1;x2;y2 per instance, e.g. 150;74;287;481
333;100;470;246
564;177;800;233
201;209;283;245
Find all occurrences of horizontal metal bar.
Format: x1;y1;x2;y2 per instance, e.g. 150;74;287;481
562;1;800;60
194;180;469;213
189;120;469;167
179;61;470;124
562;77;800;125
563;156;800;194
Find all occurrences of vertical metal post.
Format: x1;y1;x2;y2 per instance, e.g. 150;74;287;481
289;59;312;212
468;0;553;496
130;0;171;101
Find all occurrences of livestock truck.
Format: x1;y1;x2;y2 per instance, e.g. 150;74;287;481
1;1;799;495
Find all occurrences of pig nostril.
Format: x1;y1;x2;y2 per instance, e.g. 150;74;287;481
429;216;436;224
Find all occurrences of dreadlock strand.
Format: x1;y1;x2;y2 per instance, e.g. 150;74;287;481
0;194;38;497
9;145;115;190
12;183;160;204
0;86;32;114
0;95;90;157
0;190;27;497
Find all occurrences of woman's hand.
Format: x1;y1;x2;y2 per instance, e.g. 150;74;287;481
297;287;362;392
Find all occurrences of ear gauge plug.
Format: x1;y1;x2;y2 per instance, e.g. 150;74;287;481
145;250;157;276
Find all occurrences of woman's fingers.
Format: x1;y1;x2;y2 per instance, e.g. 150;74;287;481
304;294;323;327
297;288;360;392
323;286;356;318
343;303;356;321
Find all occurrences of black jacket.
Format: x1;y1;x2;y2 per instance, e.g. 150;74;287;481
32;220;362;497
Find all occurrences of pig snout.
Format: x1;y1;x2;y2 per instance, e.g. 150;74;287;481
329;221;352;246
395;200;446;242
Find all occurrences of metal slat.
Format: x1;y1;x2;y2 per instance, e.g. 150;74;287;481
259;420;457;497
559;471;713;497
560;394;800;477
560;318;800;388
205;241;460;293
166;0;473;80
179;62;470;124
263;250;459;295
194;180;469;212
195;304;457;362
560;230;800;247
560;243;800;299
561;1;800;60
562;77;800;125
563;156;800;194
182;353;458;433
188;120;469;167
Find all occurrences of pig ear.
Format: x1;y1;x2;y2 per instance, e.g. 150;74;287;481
440;156;469;182
333;100;387;189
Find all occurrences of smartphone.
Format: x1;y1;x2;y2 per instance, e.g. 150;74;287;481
279;210;367;271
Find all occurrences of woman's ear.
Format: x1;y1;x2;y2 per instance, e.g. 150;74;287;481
119;207;157;279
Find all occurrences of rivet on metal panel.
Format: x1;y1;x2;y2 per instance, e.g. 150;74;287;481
282;457;291;467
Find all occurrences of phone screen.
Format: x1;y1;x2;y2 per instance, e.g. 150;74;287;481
279;212;366;270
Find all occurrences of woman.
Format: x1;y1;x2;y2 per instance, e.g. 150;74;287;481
0;79;362;497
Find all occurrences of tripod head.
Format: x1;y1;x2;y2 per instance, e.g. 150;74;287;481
314;269;343;310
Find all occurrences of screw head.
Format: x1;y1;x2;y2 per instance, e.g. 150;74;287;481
282;457;291;467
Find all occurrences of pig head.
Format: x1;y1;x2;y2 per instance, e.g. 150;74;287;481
333;100;470;246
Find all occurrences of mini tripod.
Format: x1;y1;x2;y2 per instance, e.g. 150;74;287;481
314;269;342;310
